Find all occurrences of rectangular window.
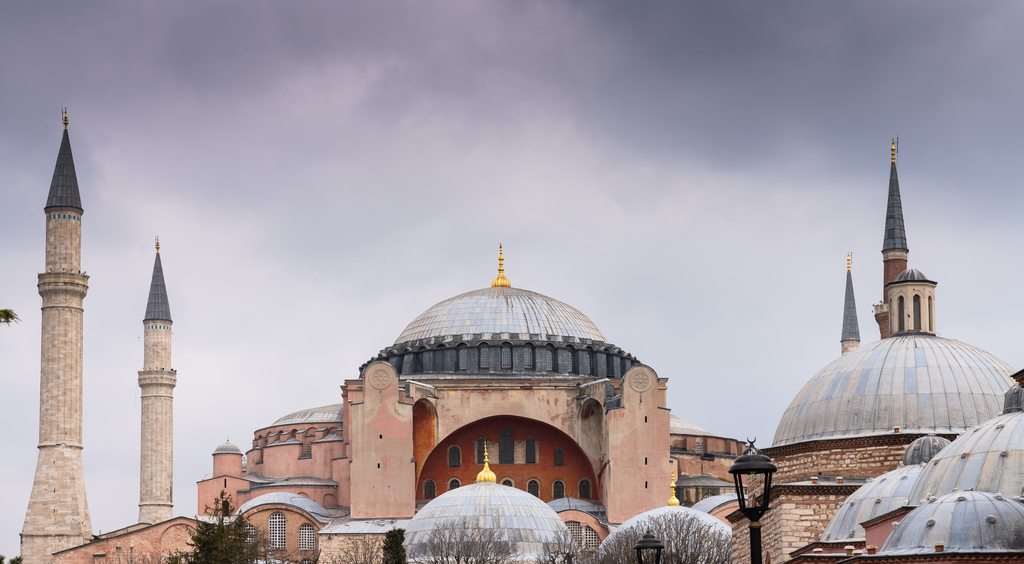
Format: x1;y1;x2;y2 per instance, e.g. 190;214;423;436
480;346;490;369
526;437;536;464
501;347;512;370
546;349;554;371
459;349;468;370
524;347;533;370
499;428;514;464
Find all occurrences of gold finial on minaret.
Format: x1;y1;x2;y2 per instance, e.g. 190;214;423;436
891;138;896;163
476;443;497;483
668;473;680;506
491;244;511;288
155;236;160;253
847;252;851;271
63;108;68;130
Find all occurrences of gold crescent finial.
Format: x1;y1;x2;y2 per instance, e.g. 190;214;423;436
63;108;69;130
668;472;680;506
891;138;896;163
155;236;160;253
476;443;497;483
491;244;511;287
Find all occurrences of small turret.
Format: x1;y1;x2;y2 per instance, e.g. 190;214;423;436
841;253;860;354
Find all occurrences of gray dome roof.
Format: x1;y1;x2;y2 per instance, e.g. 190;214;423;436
1004;384;1024;414
773;335;1013;447
908;410;1024;503
820;464;923;542
893;268;932;283
403;481;568;562
880;491;1024;555
903;434;951;466
272;404;343;427
237;492;333;523
690;493;739;515
395;287;606;344
213;441;242;455
670;414;718;437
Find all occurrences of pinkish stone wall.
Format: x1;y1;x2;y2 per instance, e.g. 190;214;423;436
53;517;193;564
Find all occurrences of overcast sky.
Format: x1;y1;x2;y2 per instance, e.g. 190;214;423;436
3;1;1024;556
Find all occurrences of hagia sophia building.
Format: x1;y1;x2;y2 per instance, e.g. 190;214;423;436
20;119;1024;564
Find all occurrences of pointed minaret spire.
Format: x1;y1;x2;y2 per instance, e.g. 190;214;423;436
841;253;860;354
145;242;172;322
45;111;83;213
874;139;910;339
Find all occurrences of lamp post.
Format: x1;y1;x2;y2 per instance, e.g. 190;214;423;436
728;439;777;564
634;531;664;564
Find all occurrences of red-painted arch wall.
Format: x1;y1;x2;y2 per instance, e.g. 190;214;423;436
417;415;599;503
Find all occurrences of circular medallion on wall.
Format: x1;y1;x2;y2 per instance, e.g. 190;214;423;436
630;368;653;393
369;367;392;390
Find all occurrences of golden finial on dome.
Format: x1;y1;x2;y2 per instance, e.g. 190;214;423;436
476;443;497;483
155;236;160;253
891;138;896;163
491;244;511;288
63;108;68;130
668;473;680;506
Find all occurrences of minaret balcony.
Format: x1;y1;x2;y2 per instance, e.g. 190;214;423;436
873;302;889;316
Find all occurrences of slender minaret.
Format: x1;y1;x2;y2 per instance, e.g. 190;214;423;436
22;110;93;564
874;139;908;339
138;239;176;524
841;253;860;355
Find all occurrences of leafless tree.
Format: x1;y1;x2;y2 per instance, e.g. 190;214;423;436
410;519;520;564
535;528;579;564
326;535;384;564
585;513;730;564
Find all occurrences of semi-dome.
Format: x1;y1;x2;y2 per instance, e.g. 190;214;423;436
903;434;952;466
907;408;1024;503
773;335;1013;447
236;492;334;523
892;268;933;283
403;481;568;562
605;505;730;545
213;441;241;455
820;464;923;542
879;491;1024;555
272;404;343;427
395;286;607;345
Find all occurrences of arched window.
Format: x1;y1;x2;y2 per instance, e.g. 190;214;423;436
448;478;461;491
479;345;490;369
553;480;565;499
546;347;555;372
269;512;286;549
448;445;462;467
424;480;436;499
501;479;513;487
929;296;934;332
458;347;468;370
244;524;256;544
301;560;313;564
528;479;540;497
501;345;512;370
898;296;906;332
499;427;514;464
477;437;486;464
298;524;315;551
586;350;595;375
913;295;921;331
525;437;537;464
579;479;591;499
566;349;575;374
606;354;615;378
524;345;534;370
554;447;564;466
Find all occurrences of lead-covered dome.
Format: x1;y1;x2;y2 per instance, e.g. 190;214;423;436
820;464;923;542
272;404;343;427
773;335;1013;447
880;491;1024;555
395;287;606;344
403;481;567;562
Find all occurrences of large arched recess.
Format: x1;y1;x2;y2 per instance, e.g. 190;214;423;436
416;415;600;503
413;399;437;483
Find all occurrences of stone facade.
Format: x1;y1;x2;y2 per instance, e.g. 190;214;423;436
52;518;194;564
765;434;939;484
22;201;93;564
138;319;176;524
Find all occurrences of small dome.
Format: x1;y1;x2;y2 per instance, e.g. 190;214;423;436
1004;384;1024;414
670;414;717;437
880;491;1024;555
237;492;334;523
403;481;567;561
908;410;1024;502
820;464;923;541
690;493;739;515
903;434;951;466
394;287;606;344
272;404;343;427
773;335;1013;447
213;441;241;455
893;268;932;283
605;506;730;545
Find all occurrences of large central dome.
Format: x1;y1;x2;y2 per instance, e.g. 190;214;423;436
395;286;607;345
773;335;1013;447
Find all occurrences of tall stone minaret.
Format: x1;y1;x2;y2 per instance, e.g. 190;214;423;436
840;253;860;355
874;139;908;339
22;111;93;564
138;240;175;524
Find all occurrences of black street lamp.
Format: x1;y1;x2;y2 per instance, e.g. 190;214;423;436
634;531;664;564
729;439;777;564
